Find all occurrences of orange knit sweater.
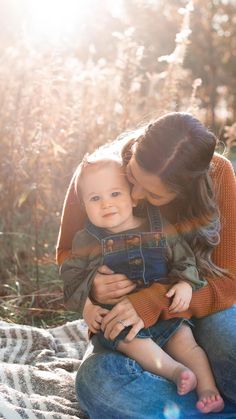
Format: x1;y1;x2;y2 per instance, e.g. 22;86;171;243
56;154;236;327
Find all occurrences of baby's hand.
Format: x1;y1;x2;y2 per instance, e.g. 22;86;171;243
166;281;192;313
83;298;109;333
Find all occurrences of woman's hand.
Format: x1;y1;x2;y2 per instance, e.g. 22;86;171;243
90;265;137;305
101;297;144;342
166;281;193;313
83;298;109;334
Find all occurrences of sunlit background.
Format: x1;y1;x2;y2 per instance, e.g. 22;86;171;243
25;0;124;43
1;0;125;46
28;0;89;42
0;0;236;326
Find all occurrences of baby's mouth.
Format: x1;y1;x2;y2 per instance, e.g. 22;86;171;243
103;212;117;218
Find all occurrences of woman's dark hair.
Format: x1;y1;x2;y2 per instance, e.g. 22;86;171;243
122;112;224;277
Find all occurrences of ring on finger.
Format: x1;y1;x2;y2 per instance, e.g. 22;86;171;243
117;319;127;328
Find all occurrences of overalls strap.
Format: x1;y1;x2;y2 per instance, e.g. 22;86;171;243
85;220;109;241
146;203;163;233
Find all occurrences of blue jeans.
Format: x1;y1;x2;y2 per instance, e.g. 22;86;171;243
76;306;236;419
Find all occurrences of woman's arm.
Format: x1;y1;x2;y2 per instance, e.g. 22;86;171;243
211;154;236;276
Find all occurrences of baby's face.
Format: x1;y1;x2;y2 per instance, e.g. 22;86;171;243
80;164;136;233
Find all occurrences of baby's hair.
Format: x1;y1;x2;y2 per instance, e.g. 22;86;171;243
75;150;124;199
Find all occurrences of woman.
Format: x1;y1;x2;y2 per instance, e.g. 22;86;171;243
57;113;236;418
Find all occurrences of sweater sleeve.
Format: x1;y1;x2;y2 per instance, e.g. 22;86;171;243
128;155;236;328
211;155;236;276
56;170;86;265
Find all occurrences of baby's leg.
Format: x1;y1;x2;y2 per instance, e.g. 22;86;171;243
117;337;196;395
164;324;224;413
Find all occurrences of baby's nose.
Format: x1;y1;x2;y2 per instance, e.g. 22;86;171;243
101;199;112;208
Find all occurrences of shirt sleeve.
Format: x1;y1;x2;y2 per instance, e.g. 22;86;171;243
59;230;100;317
167;234;207;290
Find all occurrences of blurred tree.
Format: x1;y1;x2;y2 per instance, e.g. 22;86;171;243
123;0;182;72
0;0;29;46
186;0;236;128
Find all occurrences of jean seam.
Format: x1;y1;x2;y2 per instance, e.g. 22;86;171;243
125;358;141;375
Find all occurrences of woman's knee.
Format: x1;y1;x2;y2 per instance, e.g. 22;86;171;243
76;351;142;402
193;306;236;350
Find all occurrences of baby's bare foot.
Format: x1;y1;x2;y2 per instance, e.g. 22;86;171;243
196;389;224;413
173;367;197;395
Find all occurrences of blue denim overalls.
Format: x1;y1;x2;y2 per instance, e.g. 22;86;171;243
86;203;188;349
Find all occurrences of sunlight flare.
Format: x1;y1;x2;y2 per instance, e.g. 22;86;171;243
163;402;180;419
27;0;93;42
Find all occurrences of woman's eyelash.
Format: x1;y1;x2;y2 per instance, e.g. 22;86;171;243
148;192;161;199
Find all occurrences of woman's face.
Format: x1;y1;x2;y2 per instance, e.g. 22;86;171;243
126;156;177;206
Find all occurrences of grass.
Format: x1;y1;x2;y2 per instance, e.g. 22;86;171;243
0;259;78;327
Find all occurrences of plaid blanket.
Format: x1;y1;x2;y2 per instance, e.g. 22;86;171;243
0;319;89;418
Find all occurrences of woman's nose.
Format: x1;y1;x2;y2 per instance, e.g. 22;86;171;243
131;184;146;200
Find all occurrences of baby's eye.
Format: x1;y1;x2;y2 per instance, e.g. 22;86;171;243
90;195;100;202
111;191;121;197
